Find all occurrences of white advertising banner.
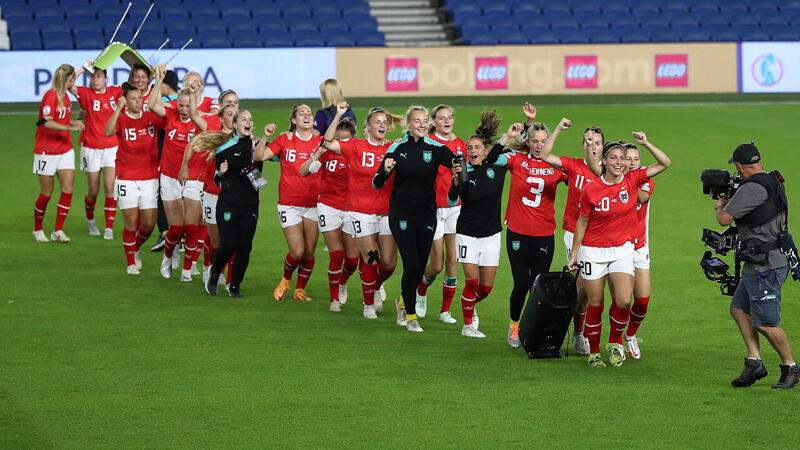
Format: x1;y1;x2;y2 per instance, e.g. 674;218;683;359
740;42;800;93
0;48;336;102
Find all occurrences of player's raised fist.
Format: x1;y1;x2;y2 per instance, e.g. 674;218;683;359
264;123;277;137
558;118;572;130
336;102;349;115
384;157;396;173
632;131;648;145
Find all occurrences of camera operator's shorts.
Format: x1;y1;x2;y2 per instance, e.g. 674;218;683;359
578;242;635;280
634;244;650;270
730;266;789;327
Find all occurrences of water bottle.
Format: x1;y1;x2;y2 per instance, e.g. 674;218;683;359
454;154;468;184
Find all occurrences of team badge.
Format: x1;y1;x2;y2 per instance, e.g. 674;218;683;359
423;150;432;163
512;241;520;251
487;168;495;179
148;126;155;137
619;190;629;204
399;220;407;230
223;212;231;222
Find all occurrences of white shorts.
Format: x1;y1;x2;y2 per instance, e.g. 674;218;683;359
577;241;635;281
115;178;158;210
317;203;353;234
277;204;318;228
634;244;650;270
456;232;501;267
564;230;574;261
80;146;117;172
160;174;203;202
349;211;391;238
33;150;75;176
201;191;218;225
434;205;461;240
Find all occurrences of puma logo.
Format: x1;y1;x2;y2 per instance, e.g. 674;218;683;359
399;152;407;159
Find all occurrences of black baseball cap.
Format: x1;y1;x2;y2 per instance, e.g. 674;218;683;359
729;143;761;165
163;70;179;93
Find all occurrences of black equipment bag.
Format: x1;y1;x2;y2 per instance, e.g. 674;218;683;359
519;267;578;359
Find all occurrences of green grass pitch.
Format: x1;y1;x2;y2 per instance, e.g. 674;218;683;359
1;95;799;447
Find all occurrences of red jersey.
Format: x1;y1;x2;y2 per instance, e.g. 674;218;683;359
579;168;649;248
168;96;219;113
429;133;466;208
160;108;199;178
141;85;153;111
34;89;73;155
635;177;654;249
560;156;599;233
115;109;167;180
268;132;323;207
75;86;122;149
338;138;393;215
502;151;567;236
318;147;350;210
200;114;222;194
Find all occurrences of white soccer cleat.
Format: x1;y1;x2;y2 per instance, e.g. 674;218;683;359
202;265;211;285
329;300;341;312
572;332;590;355
50;230;70;243
625;334;642;360
406;319;423;332
379;284;387;302
86;219;100;236
190;261;200;276
339;284;348;305
373;291;383;314
134;250;142;270
180;269;192;282
363;303;377;319
394;299;407;326
171;250;180;270
126;264;140;275
32;230;49;242
461;324;486;338
473;312;479;329
415;292;427;318
439;311;457;324
160;255;173;278
103;228;114;240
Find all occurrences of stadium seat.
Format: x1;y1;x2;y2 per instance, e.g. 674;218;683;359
760;16;789;28
529;31;559;44
460;24;489;40
345;12;376;28
458;16;486;28
691;5;719;15
583;24;611;35
671;16;700;27
166;30;197;47
573;4;601;15
253;10;282;23
35;9;63;20
319;23;349;35
228;21;257;35
42;30;74;50
514;11;542;27
720;3;748;15
632;5;660;15
751;5;779;17
262;32;294;48
520;24;550;37
294;36;326;47
313;12;342;25
91;0;124;10
701;14;732;28
482;4;511;15
312;5;342;17
4;16;37;33
559;30;591;44
74;30;106;49
602;4;630;15
491;24;519;34
290;23;319;34
771;28;800;41
38;16;66;30
582;16;609;29
513;4;540;14
681;29;711;42
651;29;679;43
158;5;184;19
1;6;32;22
620;30;650;43
160;11;188;24
541;11;572;24
259;22;288;33
591;30;619;43
282;5;312;18
202;35;231;49
499;31;529;45
10;30;42;50
222;11;252;22
351;23;379;35
709;28;739;42
739;29;770;41
541;5;571;15
326;35;357;47
551;18;580;31
466;34;498;45
451;3;480;16
481;11;508;24
354;31;385;46
232;35;264;48
135;33;168;50
284;12;313;23
67;10;96;21
663;0;691;15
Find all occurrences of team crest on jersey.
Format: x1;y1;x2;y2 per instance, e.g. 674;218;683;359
512;241;520;251
423;150;432;163
148;126;155;137
223;212;231;222
399;220;407;230
619;190;629;204
487;168;495;179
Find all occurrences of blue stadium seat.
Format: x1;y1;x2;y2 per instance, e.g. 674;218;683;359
451;3;480;16
701;14;731;28
74;30;106;49
135;33;169;50
1;5;32;21
166;30;197;46
35;9;63;20
253;10;282;22
351;23;379;34
233;35;264;48
461;24;490;39
620;30;650;43
347;2;371;16
192;10;220;22
10;30;42;50
38;16;66;30
520;23;549;36
458;16;486;28
663;1;691;15
739;29;770;41
29;0;59;9
228;21;257;35
481;11;507;24
326;35;357;47
761;16;789;28
573;4;601;15
671;16;699;27
466;34;498;45
284;12;312;23
551;17;579;30
158;5;184;18
5;15;37;32
719;2;748;15
262;32;294;48
67;10;96;21
591;30;619;43
709;28;739;42
603;4;630;15
541;4;571;15
751;5;779;17
730;12;759;28
541;11;572;24
529;30;559;44
91;0;124;10
482;4;511;15
202;35;231;49
167;22;195;34
345;12;376;28
499;30;529;45
354;31;385;46
313;12;342;24
222;10;252;22
259;22;288;33
491;24;519;33
559;30;590;44
604;11;635;27
319;23;350;34
691;5;719;15
282;5;312;18
552;24;580;37
631;5;660;15
681;29;711;42
771;28;800;41
514;11;542;26
582;16;609;29
651;29;679;43
294;35;326;47
583;24;611;35
160;11;188;23
42;30;74;50
312;5;342;17
290;23;319;33
513;4;540;14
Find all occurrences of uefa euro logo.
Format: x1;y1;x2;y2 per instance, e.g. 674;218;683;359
752;53;784;87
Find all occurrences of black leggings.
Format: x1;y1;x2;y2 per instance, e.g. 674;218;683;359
212;204;258;289
506;230;555;322
389;204;436;316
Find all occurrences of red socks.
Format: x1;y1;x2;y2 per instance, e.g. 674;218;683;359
54;192;72;231
417;276;435;296
573;310;586;334
627;297;650;337
34;194;50;231
360;260;378;305
585;304;604;354
608;302;631;345
183;224;199;271
164;225;184;258
460;279;479;325
328;250;345;302
84;195;96;220
441;277;458;313
123;228;137;267
296;257;315;290
134;225;151;251
283;253;299;280
104;197;117;230
377;263;394;287
341;257;359;285
203;235;215;268
475;283;492;302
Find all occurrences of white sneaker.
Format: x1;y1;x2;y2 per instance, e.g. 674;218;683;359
339;284;348;305
225;282;231;293
126;264;140;275
406;319;423;332
190;261;200;276
330;300;341;312
171;250;180;270
416;291;427;318
134;250;142;270
394;299;407;326
33;230;49;242
462;324;486;338
363;303;377;319
572;332;590;355
160;255;173;278
625;334;642;360
180;269;192;282
439;311;457;324
50;230;70;243
379;284;386;301
473;312;479;329
373;291;383;314
86;219;100;236
202;265;211;285
103;228;114;240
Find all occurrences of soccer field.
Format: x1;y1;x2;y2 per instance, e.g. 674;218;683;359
2;95;799;447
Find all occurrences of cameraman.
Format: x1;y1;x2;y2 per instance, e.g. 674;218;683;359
715;143;799;389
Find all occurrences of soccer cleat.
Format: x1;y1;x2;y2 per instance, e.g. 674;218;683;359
329;300;341;312
150;233;166;251
572;332;590;355
624;334;642;360
33;230;49;242
160;255;173;278
379;284;386;302
406;319;423;332
171;250;180;270
103;228;114;240
228;286;243;298
363;303;377;319
439;311;457;324
607;343;625;367
190;261;200;276
180;269;192;282
772;364;800;389
507;323;520;348
202;265;211;285
373;291;383;314
415;291;427;318
461;324;486;338
588;353;606;368
205;277;218;296
86;219;100;236
50;230;70;243
273;277;291;300
225;283;231;294
293;288;312;301
473;312;479;329
394;299;407;326
134;251;142;270
339;284;348;305
731;358;768;387
126;265;140;275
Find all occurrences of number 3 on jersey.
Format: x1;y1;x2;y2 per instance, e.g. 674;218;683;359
522;177;544;208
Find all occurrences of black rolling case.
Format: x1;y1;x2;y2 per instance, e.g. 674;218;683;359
519;267;577;359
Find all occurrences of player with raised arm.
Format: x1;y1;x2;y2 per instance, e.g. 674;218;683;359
566;133;670;367
168;71;219;114
128;63;153;108
322;103;403;318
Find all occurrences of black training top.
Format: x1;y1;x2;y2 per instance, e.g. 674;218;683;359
448;143;508;237
372;133;454;210
215;134;263;209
